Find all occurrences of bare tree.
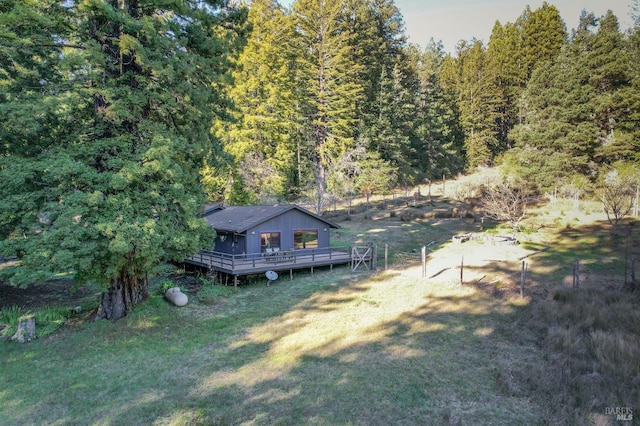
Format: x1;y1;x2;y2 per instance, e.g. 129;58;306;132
481;180;531;233
598;165;638;234
327;145;365;215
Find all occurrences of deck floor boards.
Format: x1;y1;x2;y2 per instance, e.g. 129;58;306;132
184;250;352;276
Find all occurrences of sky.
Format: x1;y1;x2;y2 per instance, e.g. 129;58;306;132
278;0;636;53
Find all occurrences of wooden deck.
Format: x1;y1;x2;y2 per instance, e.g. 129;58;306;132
184;247;352;277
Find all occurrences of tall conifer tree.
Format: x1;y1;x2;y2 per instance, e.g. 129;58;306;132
291;0;363;213
443;40;497;168
588;11;638;163
519;2;567;80
506;10;637;192
486;21;525;152
220;0;298;203
0;0;246;319
411;42;465;180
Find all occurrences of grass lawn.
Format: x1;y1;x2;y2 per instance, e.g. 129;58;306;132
1;189;638;425
0;266;544;425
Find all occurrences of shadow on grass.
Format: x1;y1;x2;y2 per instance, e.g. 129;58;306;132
1;218;638;425
1;267;543;425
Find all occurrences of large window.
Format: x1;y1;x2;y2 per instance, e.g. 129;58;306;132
260;232;280;251
294;230;318;249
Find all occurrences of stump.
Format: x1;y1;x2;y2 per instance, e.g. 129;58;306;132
12;317;36;343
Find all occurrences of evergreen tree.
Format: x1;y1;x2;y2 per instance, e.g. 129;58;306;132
485;3;567;156
0;0;246;319
355;151;396;207
588;11;639;164
507;51;599;191
630;1;640;161
444;39;497;168
367;64;416;182
411;41;465;180
344;0;407;125
505;10;635;192
486;21;525;152
519;2;567;80
218;0;298;203
0;0;71;159
291;0;363;214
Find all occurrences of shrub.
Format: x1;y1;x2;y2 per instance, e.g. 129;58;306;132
0;305;24;326
34;307;74;338
158;280;175;296
1;305;83;339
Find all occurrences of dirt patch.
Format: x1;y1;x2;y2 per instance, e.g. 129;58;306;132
0;279;99;310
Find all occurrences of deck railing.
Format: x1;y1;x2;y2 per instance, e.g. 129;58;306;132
187;246;350;270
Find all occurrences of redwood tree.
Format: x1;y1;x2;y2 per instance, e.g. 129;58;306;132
0;0;245;319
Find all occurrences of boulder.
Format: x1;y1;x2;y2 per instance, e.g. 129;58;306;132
165;287;188;307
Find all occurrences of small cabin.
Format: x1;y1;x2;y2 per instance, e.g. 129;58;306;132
203;204;340;256
185;205;351;278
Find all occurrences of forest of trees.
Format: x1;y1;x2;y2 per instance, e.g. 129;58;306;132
210;0;639;208
0;0;639;318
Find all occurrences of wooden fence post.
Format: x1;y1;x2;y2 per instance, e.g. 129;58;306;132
385;244;389;271
520;261;526;298
371;243;377;270
460;256;464;285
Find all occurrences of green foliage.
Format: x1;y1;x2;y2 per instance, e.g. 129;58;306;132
2;0;639;322
0;304;81;339
0;0;244;307
292;0;364;212
220;0;298;203
410;42;466;180
518;3;567;79
441;40;498;168
0;305;23;328
34;307;74;338
208;1;638;206
506;9;638;192
355;151;396;206
157;280;175;296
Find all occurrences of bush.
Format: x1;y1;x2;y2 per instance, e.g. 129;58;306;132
35;307;74;338
1;305;84;339
157;280;175;296
0;305;23;326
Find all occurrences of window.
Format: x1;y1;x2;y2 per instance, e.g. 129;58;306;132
294;230;318;249
260;232;280;251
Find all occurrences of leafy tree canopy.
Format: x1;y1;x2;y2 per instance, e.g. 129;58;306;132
0;0;246;319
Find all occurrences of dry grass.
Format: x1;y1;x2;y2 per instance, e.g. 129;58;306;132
506;287;640;424
2;168;639;424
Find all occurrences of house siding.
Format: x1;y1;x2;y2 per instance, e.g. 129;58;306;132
213;231;247;255
245;210;330;254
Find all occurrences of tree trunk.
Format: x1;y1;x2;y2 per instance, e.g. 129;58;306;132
95;268;148;320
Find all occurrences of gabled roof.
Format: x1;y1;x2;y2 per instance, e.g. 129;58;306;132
202;205;340;233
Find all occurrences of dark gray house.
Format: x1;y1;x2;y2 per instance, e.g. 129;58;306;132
185;205;350;278
204;204;339;255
